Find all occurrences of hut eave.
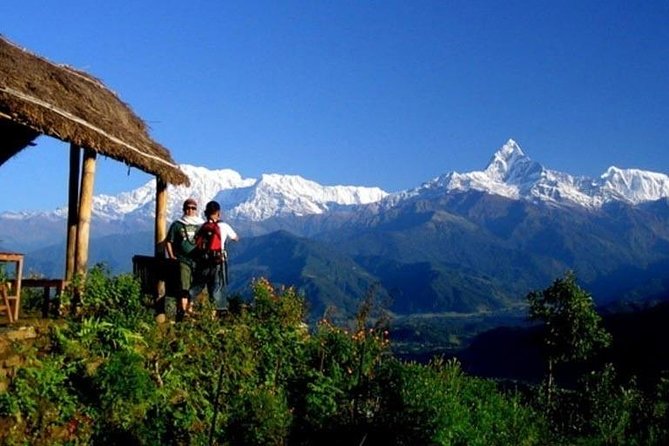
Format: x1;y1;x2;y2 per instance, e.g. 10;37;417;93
0;35;189;187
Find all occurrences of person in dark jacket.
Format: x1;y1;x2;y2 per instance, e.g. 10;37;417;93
165;198;203;321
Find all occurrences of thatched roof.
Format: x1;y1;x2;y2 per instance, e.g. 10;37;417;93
0;35;189;186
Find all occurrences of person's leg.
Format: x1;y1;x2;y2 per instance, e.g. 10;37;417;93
188;265;207;311
177;262;192;321
208;264;226;312
183;264;195;315
222;260;228;287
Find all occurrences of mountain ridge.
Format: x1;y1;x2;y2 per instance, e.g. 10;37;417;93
2;140;669;226
387;139;669;210
3;139;669;323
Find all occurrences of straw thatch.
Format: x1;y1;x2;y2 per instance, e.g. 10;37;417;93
0;35;189;186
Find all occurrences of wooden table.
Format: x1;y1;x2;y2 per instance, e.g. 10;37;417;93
0;252;23;322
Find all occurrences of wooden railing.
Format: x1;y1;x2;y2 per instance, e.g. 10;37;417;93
22;279;69;318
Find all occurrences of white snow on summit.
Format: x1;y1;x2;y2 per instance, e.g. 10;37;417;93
391;139;669;209
3;140;667;224
598;166;669;204
54;164;388;223
86;165;255;221
219;173;388;221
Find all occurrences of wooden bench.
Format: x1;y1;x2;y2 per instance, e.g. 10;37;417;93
132;255;182;297
22;279;69;318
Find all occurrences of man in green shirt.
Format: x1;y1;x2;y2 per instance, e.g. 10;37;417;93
165;198;203;321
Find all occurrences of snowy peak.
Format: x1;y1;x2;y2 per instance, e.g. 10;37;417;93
484;139;528;180
3;140;667;224
599;166;669;204
221;173;388;221
37;165;389;224
483;139;545;187
256;174;386;205
87;164;256;221
395;139;669;209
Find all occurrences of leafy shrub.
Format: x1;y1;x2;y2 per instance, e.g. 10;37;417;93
0;356;89;445
80;264;148;323
289;296;391;444
226;385;292;446
580;364;643;445
92;350;156;439
562;366;669;446
2;270;668;446
246;278;309;387
374;358;547;446
644;375;669;445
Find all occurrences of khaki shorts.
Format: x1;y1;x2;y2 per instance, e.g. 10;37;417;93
179;261;193;293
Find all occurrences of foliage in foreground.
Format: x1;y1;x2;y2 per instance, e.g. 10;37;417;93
0;266;667;445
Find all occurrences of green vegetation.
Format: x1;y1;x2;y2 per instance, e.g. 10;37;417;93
528;271;611;402
524;272;669;444
0;266;667;445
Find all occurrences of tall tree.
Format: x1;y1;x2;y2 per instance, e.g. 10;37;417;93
527;271;611;399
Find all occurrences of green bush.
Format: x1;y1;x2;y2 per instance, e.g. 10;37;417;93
92;350;157;439
79;263;149;326
374;358;547;446
645;375;669;445
579;364;642;445
0;356;89;445
1;269;668;445
226;385;292;446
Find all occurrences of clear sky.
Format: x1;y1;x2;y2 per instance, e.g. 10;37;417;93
1;1;668;211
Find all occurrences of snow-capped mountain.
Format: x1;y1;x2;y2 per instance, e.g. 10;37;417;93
217;173;389;221
2;140;668;229
390;139;669;209
32;164;388;224
6;140;669;316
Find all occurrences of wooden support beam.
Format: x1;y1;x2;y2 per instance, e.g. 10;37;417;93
75;148;97;278
154;177;168;320
65;143;80;281
155;178;168;253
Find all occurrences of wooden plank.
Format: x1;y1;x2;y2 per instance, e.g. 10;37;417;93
22;279;68;288
13;255;22;321
22;279;68;318
0;283;14;323
0;252;23;321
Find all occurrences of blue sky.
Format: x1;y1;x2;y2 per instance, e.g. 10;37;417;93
1;0;668;211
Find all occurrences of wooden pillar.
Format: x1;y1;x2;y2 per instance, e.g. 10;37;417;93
154;177;168;320
65;143;81;281
75;148;97;278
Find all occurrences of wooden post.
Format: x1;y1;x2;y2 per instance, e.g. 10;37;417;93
154;177;168;321
65;143;80;281
75;148;97;278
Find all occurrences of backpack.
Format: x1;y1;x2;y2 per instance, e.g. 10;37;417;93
192;220;223;265
176;221;197;255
